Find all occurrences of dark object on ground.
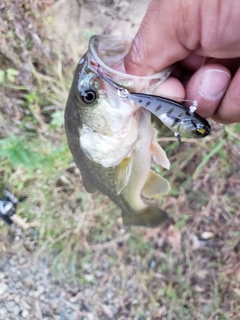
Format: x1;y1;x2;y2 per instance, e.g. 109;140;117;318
0;189;26;225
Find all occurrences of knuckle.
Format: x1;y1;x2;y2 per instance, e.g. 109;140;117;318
127;35;145;67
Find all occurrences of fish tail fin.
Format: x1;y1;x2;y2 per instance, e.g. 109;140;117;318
122;207;169;228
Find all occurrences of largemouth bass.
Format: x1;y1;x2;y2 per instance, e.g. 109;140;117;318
65;35;172;228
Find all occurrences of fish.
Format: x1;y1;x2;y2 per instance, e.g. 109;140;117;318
64;35;172;228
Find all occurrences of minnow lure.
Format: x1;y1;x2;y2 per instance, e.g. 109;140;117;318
97;70;211;140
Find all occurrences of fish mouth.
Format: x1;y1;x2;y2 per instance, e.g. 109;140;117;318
89;35;172;82
76;35;172;96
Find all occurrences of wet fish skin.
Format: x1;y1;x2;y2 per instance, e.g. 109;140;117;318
65;41;171;228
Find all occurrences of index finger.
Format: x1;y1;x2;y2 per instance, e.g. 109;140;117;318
124;0;193;75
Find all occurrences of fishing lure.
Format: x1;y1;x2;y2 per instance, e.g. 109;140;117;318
96;69;211;141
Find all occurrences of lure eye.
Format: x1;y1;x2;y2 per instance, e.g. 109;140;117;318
81;89;97;104
192;121;210;137
196;127;206;135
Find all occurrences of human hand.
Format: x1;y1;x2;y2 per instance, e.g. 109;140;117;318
124;0;240;123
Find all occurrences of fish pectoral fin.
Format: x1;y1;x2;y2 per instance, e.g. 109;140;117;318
122;207;169;228
115;154;133;195
151;139;170;170
142;169;170;198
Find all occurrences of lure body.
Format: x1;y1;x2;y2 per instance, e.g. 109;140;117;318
127;93;211;138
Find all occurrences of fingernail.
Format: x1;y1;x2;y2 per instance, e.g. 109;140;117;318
199;69;230;100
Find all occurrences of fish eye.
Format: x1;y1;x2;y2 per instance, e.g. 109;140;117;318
81;89;97;104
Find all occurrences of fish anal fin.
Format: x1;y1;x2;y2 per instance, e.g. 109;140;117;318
122;207;169;228
151;139;170;170
115;155;133;195
142;169;170;198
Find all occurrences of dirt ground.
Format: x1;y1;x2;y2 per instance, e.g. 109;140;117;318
0;1;240;319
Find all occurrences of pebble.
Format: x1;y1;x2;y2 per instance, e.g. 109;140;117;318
84;274;94;282
201;231;215;240
0;254;84;320
20;299;31;310
0;309;7;317
101;304;113;319
19;257;26;265
0;282;8;295
21;309;29;318
150;260;156;269
34;285;45;298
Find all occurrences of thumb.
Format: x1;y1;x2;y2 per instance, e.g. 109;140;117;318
124;0;200;76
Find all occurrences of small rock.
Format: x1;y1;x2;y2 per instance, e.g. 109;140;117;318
0;282;8;295
12;304;20;315
23;277;34;289
20;299;31;310
95;271;104;278
82;263;92;271
201;231;214;240
0;308;7;317
150;260;156;269
19;257;26;265
101;304;113;319
34;285;45;298
84;274;94;282
14;295;20;304
21;309;29;319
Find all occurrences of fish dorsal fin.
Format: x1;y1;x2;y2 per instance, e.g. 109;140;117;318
151;139;170;169
142;169;170;198
115;154;133;195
